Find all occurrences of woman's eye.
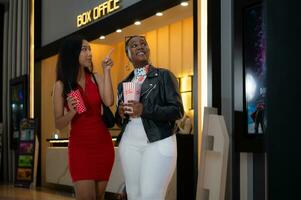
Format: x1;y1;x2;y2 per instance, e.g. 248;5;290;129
131;44;137;48
81;46;91;51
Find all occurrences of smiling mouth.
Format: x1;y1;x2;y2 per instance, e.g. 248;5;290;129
136;52;145;56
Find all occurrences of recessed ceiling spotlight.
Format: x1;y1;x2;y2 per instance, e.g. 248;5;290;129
116;29;122;33
134;21;141;25
181;1;189;6
156;12;163;16
99;35;105;40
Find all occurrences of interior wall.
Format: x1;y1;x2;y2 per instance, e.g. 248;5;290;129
0;3;5;182
41;55;59;186
266;1;301;198
221;0;234;199
41;17;193;186
146;17;194;116
1;0;30;183
232;1;266;200
0;4;4;123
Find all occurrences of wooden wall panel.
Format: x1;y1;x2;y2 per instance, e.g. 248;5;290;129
169;21;183;77
41;55;64;185
157;26;170;69
146;30;158;66
182;17;194;75
90;43;118;110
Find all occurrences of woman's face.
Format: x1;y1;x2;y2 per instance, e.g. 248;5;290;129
79;40;92;68
127;36;150;65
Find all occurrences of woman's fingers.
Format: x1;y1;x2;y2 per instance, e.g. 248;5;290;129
102;55;114;68
119;101;143;118
67;96;78;111
67;97;77;104
67;96;76;101
104;59;113;67
119;104;126;118
125;101;143;117
102;49;114;69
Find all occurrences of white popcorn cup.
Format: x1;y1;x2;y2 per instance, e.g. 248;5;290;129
123;82;141;113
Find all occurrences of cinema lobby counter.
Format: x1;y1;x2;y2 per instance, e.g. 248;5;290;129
45;128;125;194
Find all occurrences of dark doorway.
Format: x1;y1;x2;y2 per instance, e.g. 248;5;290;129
0;3;5;182
0;4;4;122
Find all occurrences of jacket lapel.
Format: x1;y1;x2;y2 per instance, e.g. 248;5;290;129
140;66;159;97
119;65;159;99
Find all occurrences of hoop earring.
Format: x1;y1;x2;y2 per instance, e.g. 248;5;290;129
127;48;132;61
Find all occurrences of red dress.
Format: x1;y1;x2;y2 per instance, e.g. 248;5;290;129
68;73;115;182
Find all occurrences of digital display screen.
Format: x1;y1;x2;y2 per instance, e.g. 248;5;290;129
243;4;266;134
10;75;28;149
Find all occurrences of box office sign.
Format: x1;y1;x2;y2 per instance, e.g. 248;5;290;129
77;0;120;28
42;0;141;46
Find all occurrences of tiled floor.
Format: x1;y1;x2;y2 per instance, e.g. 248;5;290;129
0;184;75;200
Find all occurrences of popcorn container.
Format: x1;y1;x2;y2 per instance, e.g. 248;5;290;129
67;89;87;114
123;82;141;113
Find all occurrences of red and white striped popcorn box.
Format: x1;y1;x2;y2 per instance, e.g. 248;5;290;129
67;89;87;114
123;82;141;103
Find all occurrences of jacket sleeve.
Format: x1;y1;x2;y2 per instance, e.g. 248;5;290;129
115;84;123;127
141;70;184;121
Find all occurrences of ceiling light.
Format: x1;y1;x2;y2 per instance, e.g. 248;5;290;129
181;1;189;6
99;35;105;40
116;29;122;33
156;12;163;16
134;21;141;25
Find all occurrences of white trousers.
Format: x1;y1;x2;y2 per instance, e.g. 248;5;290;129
119;118;177;200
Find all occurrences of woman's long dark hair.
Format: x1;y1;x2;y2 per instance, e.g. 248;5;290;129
56;35;93;98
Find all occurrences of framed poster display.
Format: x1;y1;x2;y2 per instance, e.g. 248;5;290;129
234;0;266;152
15;118;36;187
243;3;266;135
10;75;28;149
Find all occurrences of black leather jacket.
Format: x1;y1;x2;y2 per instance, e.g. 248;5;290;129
115;65;184;143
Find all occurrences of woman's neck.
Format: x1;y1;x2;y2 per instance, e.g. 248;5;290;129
77;66;85;81
133;61;149;69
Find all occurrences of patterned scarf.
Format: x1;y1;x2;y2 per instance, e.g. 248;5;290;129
133;65;150;84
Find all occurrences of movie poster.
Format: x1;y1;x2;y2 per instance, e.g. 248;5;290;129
244;4;266;134
11;84;26;145
10;75;28;149
15;119;36;187
16;168;32;181
18;155;33;167
19;142;34;154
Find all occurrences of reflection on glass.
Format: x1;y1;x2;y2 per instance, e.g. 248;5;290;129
245;73;257;102
244;4;266;134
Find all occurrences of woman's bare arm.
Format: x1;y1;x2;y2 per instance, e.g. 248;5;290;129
53;81;76;130
94;73;114;107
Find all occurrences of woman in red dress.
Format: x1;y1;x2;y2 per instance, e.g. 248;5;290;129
53;35;115;200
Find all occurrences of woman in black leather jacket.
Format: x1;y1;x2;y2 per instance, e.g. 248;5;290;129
115;35;184;200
